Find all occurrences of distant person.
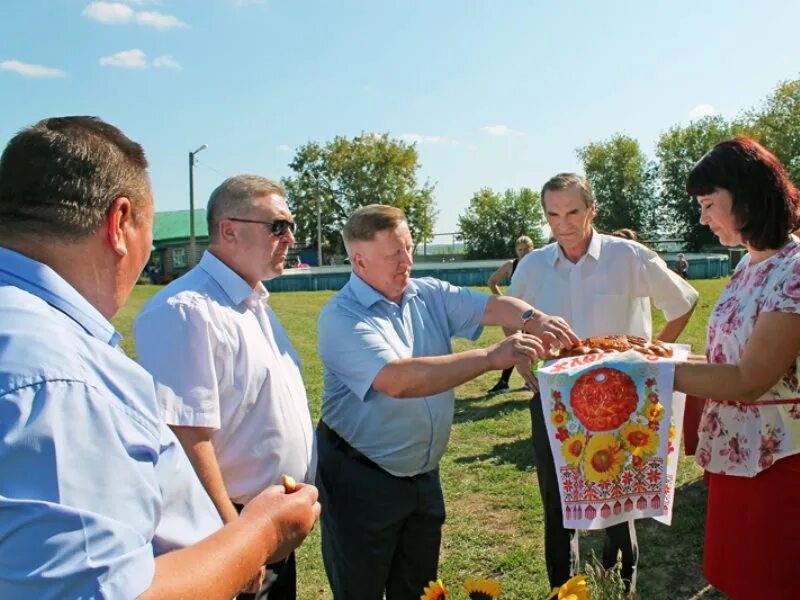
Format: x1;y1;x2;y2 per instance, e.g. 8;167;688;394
135;175;316;599
674;138;800;599
486;235;535;394
316;204;578;599
0;116;319;599
675;252;689;279
146;262;161;284
611;228;639;241
509;173;698;592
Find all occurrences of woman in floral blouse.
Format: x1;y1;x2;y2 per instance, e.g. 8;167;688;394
674;138;800;598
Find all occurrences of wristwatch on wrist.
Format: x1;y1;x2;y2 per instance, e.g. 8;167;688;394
521;308;537;332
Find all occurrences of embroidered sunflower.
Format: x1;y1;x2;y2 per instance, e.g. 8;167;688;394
561;433;586;467
620;422;659;458
583;434;625;482
463;576;501;599
551;408;569;428
420;579;449;600
548;574;589;600
646;402;665;422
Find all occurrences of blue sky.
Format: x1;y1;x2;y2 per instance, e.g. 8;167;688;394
2;1;799;235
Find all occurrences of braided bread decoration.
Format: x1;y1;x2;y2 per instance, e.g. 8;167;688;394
555;335;673;359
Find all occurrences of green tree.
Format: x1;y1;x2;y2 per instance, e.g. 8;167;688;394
576;134;658;238
654;115;735;250
457;187;546;259
738;77;800;185
283;133;437;258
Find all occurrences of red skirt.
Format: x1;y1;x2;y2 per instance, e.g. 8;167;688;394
704;452;800;598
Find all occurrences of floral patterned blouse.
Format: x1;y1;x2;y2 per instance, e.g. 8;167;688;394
696;236;800;477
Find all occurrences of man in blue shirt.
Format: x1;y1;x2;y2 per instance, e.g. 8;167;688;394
0;116;320;599
317;204;578;599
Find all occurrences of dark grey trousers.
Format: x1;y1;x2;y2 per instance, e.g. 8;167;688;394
316;423;445;600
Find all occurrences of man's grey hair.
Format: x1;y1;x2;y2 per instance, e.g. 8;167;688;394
207;175;285;243
540;173;595;211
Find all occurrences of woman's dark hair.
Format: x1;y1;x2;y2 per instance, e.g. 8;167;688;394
686;137;800;250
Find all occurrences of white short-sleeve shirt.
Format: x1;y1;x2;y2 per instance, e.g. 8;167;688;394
508;231;698;339
134;251;316;504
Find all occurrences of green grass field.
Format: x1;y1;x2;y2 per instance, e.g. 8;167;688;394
114;279;728;599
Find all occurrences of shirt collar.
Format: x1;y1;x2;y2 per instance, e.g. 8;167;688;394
0;246;121;346
348;271;418;308
198;250;266;308
551;228;602;266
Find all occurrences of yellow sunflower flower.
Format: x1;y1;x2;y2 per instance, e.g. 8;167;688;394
668;425;676;442
552;574;590;600
620;422;659;458
463;576;501;599
561;433;586;467
583;434;625;482
646;402;665;422
421;579;449;600
551;409;568;428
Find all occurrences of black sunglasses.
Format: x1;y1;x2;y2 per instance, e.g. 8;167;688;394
227;217;296;236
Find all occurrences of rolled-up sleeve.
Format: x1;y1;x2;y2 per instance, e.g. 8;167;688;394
635;248;699;321
0;381;160;599
134;300;221;428
429;278;488;340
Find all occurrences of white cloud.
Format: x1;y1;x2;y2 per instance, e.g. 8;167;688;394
83;2;187;28
135;11;188;29
99;48;148;68
83;2;134;23
153;55;181;69
400;133;449;144
689;104;717;119
277;144;292;152
0;59;66;78
481;124;522;137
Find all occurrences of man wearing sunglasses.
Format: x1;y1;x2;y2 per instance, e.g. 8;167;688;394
134;175;316;600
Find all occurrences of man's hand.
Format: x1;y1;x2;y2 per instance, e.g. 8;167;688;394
240;566;266;594
487;332;546;373
523;312;579;351
240;483;321;563
515;364;540;393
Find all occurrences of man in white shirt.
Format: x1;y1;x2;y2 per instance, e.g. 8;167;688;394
509;173;698;591
134;175;316;599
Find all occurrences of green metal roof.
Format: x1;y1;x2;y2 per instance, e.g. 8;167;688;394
152;209;208;243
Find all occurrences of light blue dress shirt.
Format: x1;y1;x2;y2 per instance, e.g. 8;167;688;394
0;247;222;599
318;273;488;477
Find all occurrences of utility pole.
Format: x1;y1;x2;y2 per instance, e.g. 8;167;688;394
188;144;207;267
317;191;323;267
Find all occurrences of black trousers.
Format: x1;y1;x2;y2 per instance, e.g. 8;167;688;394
529;393;639;589
316;422;445;600
497;366;513;385
233;506;296;600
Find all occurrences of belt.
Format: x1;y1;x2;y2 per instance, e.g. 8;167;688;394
317;420;429;480
317;420;384;471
